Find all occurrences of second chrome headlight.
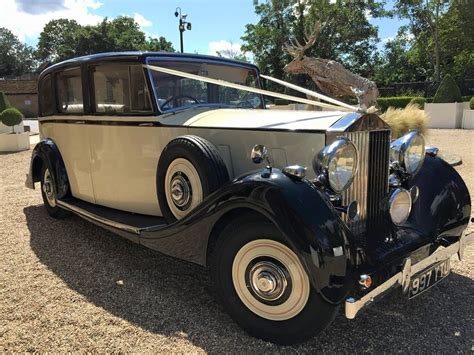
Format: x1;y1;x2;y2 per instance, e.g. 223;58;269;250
390;131;425;175
313;137;358;193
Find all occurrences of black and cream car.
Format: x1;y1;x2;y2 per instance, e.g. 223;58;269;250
26;52;472;344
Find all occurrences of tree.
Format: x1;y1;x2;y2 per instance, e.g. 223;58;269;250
36;19;81;62
36;16;174;64
0;28;36;77
373;27;430;85
395;0;449;84
142;36;175;52
437;0;474;80
241;0;385;92
241;0;294;92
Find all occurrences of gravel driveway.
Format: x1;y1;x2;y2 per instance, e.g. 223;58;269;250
1;129;473;352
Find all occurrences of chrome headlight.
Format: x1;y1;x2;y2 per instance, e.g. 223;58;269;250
390;131;425;175
313;137;358;193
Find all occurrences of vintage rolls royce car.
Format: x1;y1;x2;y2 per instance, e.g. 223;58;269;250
26;52;472;344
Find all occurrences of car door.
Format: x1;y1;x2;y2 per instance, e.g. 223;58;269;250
39;68;96;203
87;62;185;216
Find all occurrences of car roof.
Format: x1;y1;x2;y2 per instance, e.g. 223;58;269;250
39;51;259;79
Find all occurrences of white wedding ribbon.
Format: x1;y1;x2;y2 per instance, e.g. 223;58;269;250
145;64;356;112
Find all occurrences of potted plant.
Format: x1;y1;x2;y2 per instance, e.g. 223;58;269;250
462;97;474;129
0;107;30;152
0;91;24;134
425;74;464;128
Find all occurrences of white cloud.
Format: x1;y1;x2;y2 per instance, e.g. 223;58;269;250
208;40;243;57
133;13;152;28
1;0;103;43
382;36;394;44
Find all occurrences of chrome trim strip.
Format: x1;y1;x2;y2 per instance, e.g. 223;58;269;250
345;232;474;319
56;200;141;235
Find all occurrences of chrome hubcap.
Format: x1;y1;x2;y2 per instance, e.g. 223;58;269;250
248;261;288;302
42;169;56;207
170;173;191;208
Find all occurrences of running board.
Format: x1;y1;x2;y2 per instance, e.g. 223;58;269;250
56;198;167;239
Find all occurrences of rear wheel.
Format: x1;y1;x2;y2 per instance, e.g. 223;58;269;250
40;163;69;219
210;216;338;344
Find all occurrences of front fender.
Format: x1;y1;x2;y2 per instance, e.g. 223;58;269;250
141;168;353;304
26;138;70;199
406;155;471;238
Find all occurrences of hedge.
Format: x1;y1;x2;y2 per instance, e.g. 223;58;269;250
376;96;426;112
433;74;462;103
470;97;474;110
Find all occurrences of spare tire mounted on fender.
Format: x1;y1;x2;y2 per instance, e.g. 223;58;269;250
157;135;229;222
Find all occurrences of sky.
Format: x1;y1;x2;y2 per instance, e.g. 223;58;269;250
1;0;408;57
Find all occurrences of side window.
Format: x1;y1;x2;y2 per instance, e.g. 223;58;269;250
92;64;152;114
39;74;54;116
56;68;83;113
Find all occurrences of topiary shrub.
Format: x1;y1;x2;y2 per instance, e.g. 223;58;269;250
381;103;428;139
0;91;11;112
0;108;23;133
432;74;462;103
470;97;474;110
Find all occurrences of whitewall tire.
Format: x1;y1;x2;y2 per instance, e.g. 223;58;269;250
232;239;310;321
164;158;204;219
157;135;229;223
210;215;338;345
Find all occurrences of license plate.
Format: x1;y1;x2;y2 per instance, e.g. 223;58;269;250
408;259;451;299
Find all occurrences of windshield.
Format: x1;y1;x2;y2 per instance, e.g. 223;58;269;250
148;60;263;111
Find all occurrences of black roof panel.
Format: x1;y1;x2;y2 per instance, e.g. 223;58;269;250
40;51;259;78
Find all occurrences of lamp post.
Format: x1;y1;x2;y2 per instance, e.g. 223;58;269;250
174;7;192;53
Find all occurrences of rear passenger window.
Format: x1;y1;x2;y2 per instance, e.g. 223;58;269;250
39;74;54;116
92;64;152;114
56;68;83;113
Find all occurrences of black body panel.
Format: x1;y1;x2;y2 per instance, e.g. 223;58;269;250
140;169;353;304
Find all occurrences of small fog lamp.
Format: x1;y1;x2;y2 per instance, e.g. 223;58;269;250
389;188;412;225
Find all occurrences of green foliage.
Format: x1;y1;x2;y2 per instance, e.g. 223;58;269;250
241;0;383;92
377;96;423;112
0;108;23;132
432;74;462;103
36;16;175;63
0;92;12;112
0;28;36;77
470;97;474;110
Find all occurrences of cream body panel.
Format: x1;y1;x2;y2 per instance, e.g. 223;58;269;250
88;119;186;216
162;107;345;130
39;108;333;217
39;116;95;203
188;127;326;180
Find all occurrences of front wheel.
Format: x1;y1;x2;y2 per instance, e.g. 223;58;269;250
210;216;338;345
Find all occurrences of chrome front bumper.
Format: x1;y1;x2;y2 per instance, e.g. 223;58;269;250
345;231;474;319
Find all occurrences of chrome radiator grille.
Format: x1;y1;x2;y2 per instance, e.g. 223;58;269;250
341;130;391;238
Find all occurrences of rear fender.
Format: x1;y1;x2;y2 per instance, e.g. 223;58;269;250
28;139;70;199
